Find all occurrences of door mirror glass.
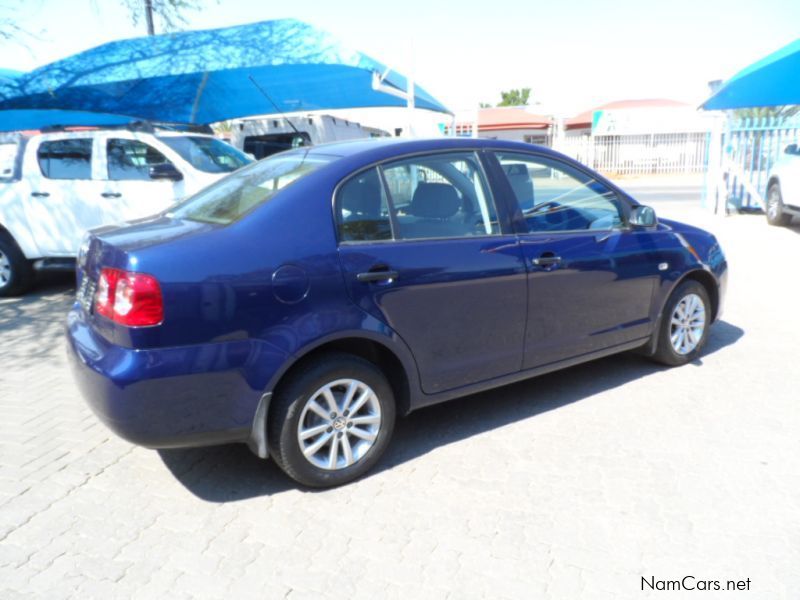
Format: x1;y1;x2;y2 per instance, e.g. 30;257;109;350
629;205;657;227
149;163;183;182
785;143;798;156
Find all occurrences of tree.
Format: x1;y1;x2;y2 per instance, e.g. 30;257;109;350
498;88;531;107
479;102;492;108
734;105;800;121
120;0;208;35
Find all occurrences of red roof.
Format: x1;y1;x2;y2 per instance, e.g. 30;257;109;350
477;107;552;131
565;99;690;129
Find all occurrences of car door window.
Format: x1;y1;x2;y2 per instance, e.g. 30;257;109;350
37;138;93;180
107;139;172;181
335;167;394;242
381;152;498;240
496;152;624;232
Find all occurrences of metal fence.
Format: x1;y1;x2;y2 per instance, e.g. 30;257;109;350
556;132;709;176
718;115;800;209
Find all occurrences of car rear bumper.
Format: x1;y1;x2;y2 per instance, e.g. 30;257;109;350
66;304;278;449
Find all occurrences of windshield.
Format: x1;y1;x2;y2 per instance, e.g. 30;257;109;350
159;135;252;173
168;149;334;225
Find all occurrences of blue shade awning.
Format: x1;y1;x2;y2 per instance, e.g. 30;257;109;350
0;109;141;131
702;38;800;110
0;19;450;132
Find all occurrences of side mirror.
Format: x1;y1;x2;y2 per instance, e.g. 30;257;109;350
785;143;798;156
149;163;183;182
629;205;657;228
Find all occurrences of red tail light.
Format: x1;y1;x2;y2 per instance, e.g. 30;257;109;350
94;268;164;326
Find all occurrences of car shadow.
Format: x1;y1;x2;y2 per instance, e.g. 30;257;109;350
159;319;744;501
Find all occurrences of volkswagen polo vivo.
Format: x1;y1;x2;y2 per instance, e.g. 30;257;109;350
67;138;728;487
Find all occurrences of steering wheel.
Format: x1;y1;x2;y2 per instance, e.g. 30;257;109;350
523;201;560;215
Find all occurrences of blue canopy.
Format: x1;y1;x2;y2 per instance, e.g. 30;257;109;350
0;19;450;132
703;38;800;110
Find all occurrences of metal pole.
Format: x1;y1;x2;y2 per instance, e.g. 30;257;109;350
144;0;155;35
407;73;415;138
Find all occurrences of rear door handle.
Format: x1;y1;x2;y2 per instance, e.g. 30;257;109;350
356;270;399;283
101;192;122;198
30;191;50;198
532;255;562;266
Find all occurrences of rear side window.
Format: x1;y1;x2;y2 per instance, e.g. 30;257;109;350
382;152;499;240
38;139;93;180
107;139;171;181
335;168;393;242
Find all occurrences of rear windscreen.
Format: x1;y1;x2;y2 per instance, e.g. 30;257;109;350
168;149;333;225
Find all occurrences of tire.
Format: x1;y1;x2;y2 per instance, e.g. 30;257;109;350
766;182;792;227
648;280;711;366
0;232;34;297
268;353;396;488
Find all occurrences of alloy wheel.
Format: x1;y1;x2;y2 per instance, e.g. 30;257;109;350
767;187;781;220
669;293;706;355
296;378;382;470
0;250;11;289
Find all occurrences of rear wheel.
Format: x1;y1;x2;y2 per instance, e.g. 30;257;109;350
268;353;396;488
648;280;711;366
0;233;34;297
766;182;792;227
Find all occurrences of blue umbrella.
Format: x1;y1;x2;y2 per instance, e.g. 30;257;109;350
703;38;800;110
0;19;449;132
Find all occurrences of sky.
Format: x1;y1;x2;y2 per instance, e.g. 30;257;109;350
1;0;799;117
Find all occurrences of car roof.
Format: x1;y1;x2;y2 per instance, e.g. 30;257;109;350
303;136;559;160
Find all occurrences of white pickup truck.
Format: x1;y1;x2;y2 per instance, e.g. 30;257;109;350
0;128;252;295
766;143;800;227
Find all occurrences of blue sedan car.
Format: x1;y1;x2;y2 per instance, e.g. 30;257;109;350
67;138;727;487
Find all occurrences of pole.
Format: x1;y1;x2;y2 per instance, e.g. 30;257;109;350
407;72;415;138
144;0;155;35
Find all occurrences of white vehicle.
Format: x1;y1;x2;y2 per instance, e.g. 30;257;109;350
0;127;251;295
766;143;800;226
229;114;388;160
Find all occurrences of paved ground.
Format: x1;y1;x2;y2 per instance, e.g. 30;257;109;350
1;186;799;599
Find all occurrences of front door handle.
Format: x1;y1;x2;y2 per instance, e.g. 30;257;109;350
356;269;399;283
101;192;122;198
30;191;50;198
532;255;562;266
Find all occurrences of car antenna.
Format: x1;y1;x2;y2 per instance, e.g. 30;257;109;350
248;74;302;137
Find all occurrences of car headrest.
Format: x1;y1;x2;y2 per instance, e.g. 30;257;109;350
409;182;461;219
502;163;534;208
341;177;382;217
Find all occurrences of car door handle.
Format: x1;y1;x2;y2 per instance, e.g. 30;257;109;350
101;192;122;198
30;191;50;198
532;255;562;266
356;269;399;283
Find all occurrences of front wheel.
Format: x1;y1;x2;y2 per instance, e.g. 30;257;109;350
766;183;792;227
648;280;711;366
268;353;396;488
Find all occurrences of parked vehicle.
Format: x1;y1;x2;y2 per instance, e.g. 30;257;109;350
0;127;252;295
229;113;388;160
67;138;728;488
765;142;800;226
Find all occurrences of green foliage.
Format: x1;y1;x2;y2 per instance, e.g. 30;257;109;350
734;105;800;121
498;88;531;107
479;102;492;108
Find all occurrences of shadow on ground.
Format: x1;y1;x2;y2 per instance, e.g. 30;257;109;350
159;320;744;501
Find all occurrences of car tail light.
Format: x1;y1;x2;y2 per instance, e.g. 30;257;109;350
94;267;163;326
